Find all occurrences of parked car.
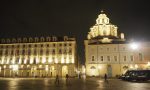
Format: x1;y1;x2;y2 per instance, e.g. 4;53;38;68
121;70;150;81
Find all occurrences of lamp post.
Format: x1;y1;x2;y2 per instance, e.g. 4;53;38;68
129;42;139;70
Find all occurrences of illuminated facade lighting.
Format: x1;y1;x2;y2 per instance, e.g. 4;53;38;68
85;10;150;77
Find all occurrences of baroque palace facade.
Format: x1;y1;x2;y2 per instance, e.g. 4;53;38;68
84;11;150;77
0;36;77;77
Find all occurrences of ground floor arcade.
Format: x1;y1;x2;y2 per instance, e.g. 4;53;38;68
0;64;76;77
86;63;150;77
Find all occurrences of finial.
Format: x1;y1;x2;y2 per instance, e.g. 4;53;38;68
101;10;104;13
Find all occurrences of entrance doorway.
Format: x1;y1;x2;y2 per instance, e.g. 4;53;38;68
107;65;112;77
62;66;68;77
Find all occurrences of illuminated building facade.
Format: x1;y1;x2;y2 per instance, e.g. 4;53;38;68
0;36;77;77
85;11;150;77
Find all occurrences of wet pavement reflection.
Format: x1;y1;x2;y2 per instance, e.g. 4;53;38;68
0;78;150;90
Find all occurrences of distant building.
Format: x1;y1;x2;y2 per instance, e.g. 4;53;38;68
84;11;150;77
0;36;77;77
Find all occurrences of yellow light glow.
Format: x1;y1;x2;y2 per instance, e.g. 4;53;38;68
24;58;27;64
9;65;12;68
98;66;101;69
30;57;34;64
6;59;9;64
135;64;138;69
148;62;150;66
42;57;46;63
19;58;21;64
52;66;54;70
34;66;37;70
66;59;69;64
55;59;58;64
61;58;64;63
21;65;24;68
13;65;18;71
4;65;6;68
36;57;39;63
48;58;52;63
130;65;133;69
27;65;30;68
1;57;4;64
72;59;74;63
12;57;15;64
45;65;48;71
39;65;42;68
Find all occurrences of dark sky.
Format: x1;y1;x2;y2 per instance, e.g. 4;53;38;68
1;0;150;64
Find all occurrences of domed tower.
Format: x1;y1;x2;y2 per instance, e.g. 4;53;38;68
87;10;125;43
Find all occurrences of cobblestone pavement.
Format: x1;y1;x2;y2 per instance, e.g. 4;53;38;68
0;77;150;90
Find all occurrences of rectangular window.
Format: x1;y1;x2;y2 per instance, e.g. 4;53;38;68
52;49;55;54
107;56;110;61
124;56;126;61
107;48;109;51
53;44;55;47
59;49;62;54
92;56;94;61
46;50;49;55
114;56;117;61
139;53;143;61
101;56;103;61
130;55;134;61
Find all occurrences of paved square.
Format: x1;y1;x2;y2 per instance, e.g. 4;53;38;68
0;78;150;90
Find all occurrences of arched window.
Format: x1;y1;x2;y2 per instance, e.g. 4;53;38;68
64;36;68;41
40;37;45;42
35;37;39;42
12;38;17;43
7;39;11;43
90;66;96;69
23;38;28;42
46;37;51;42
17;38;22;43
29;37;33;42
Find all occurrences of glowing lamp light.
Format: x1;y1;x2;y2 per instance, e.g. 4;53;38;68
135;64;138;69
45;65;48;71
42;57;46;63
61;59;64;63
130;43;139;50
48;59;52;63
72;59;74;63
52;67;54;70
98;66;101;69
130;65;133;69
148;62;150;66
55;59;58;64
13;65;18;71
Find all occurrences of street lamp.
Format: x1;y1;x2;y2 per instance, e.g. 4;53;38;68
130;42;139;50
130;42;140;70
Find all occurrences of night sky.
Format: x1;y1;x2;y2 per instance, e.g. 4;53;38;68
1;0;150;63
